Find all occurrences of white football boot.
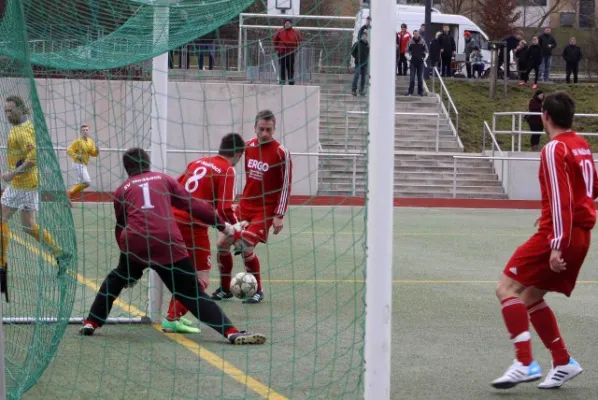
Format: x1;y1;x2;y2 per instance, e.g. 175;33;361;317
538;358;583;389
491;359;543;389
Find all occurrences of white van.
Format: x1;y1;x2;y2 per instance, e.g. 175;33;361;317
354;7;492;75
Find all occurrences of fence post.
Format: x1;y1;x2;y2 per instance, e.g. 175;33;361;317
345;112;349;151
518;113;522;152
352;155;357;196
452;157;457;198
511;114;515;152
482;124;486;153
435;114;440;153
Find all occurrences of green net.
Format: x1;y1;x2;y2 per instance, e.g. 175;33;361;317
3;0;367;399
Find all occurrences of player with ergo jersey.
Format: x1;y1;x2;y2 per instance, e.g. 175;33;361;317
212;110;293;304
161;133;245;334
492;92;598;390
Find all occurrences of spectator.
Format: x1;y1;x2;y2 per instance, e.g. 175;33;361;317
405;30;428;97
420;24;426;36
396;24;412;76
526;36;543;89
351;31;369;96
438;25;455;77
562;37;582;84
429;31;442;72
515;40;530;86
498;31;522;79
464;31;477;79
524;90;544;151
358;16;371;39
470;48;484;78
273;19;302;85
538;27;557;82
196;32;217;71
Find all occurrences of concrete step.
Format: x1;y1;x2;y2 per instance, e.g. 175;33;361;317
316;189;507;199
317;182;505;194
320;173;499;186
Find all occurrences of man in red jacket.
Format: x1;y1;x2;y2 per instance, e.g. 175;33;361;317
273;19;302;85
396;24;412;76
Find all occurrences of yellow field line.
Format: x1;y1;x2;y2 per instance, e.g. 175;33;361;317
9;233;288;400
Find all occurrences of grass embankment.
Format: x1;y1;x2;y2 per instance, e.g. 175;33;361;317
440;80;598;152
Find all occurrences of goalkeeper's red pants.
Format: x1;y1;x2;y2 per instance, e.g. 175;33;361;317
166;220;211;321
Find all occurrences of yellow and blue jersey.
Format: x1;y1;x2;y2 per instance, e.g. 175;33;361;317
66;137;98;165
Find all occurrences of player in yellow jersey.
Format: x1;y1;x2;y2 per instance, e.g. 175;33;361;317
0;96;69;291
66;124;99;200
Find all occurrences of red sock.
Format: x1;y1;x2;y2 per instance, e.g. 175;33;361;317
224;327;239;337
243;252;261;292
501;297;533;366
166;297;188;321
218;251;234;292
84;319;99;329
528;300;570;366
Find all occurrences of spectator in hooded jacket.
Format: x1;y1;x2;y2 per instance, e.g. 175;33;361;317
396;24;412;76
406;30;428;97
437;25;455;77
538;27;557;82
525;36;543;89
351;31;369;96
515;40;530;86
273;19;302;85
562;37;582;84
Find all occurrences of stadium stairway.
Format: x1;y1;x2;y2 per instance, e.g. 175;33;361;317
315;74;507;199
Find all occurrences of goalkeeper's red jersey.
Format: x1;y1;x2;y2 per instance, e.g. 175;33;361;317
537;131;598;251
172;155;238;224
239;138;292;216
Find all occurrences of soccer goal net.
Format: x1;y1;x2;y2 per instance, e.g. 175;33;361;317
0;0;389;399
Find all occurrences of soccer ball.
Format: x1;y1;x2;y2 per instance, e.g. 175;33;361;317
230;272;258;299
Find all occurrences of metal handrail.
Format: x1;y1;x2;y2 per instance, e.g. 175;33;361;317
451;154;598;198
344;111;441;152
492;112;598;151
482;121;504;157
432;67;460;137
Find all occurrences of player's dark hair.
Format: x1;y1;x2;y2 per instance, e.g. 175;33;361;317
254;109;276;127
542;91;575;130
5;95;29;115
219;133;245;158
123;147;151;176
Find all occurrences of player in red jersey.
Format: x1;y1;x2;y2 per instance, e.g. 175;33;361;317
212;110;293;304
492;92;598;389
79;148;265;345
162;133;245;333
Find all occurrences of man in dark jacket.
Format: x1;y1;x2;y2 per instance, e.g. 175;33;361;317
464;31;477;78
562;37;582;84
351;31;369;96
406;30;428;96
498;31;521;79
437;25;455;77
358;16;371;39
538;27;557;82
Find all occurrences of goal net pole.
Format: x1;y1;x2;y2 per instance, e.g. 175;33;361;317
364;0;395;398
147;3;169;323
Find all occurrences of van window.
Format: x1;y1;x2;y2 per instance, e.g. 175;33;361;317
467;31;488;51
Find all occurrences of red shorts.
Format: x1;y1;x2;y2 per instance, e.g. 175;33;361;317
504;228;591;297
176;219;211;273
235;206;275;246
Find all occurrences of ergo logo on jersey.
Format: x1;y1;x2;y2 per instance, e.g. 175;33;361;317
247;159;269;172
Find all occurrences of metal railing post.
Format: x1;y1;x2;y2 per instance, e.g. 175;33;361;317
345;112;349;151
518;113;523;152
482;124;486;154
456;113;459;136
352;155;357;196
435;114;440;153
452;157;457;198
511;115;515;152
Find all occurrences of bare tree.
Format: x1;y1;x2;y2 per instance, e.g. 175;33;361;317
478;0;521;39
517;0;569;29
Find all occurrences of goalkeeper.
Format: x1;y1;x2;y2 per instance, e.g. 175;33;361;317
80;148;265;345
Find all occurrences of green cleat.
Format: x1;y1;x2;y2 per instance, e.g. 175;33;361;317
179;316;194;327
161;319;200;334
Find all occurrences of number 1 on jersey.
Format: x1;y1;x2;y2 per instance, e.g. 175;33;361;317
579;159;594;198
139;182;155;209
